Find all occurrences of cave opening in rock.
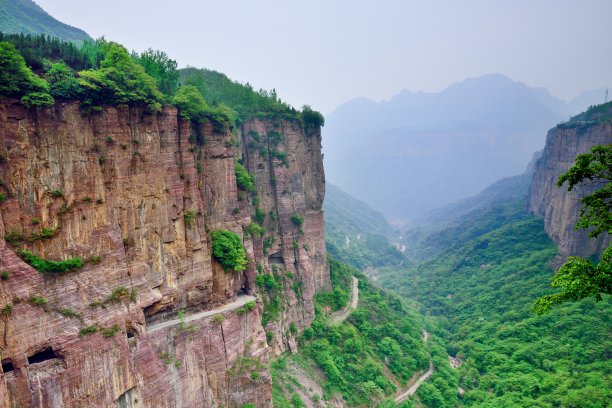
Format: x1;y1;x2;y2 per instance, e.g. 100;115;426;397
28;348;58;365
2;359;14;373
126;328;137;339
268;252;284;265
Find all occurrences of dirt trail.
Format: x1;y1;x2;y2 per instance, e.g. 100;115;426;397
147;294;256;333
328;277;359;324
394;330;434;403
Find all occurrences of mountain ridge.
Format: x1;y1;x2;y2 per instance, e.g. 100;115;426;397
0;0;90;42
323;74;610;222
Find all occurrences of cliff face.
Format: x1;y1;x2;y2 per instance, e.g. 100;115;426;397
0;99;328;407
528;121;611;259
239;120;329;353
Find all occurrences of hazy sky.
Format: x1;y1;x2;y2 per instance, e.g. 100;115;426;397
36;0;612;113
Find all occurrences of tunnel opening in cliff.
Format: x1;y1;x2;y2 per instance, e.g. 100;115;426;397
28;348;60;365
268;252;284;265
126;327;137;339
2;359;14;373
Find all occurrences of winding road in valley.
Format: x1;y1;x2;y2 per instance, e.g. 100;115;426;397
147;294;257;333
326;276;435;401
395;330;434;403
328;276;359;324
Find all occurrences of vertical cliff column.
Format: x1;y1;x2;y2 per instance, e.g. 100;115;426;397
240;118;330;352
528;120;611;259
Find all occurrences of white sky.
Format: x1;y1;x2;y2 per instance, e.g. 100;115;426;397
35;0;612;114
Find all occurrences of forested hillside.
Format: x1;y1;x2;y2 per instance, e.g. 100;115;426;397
324;183;407;270
402;172;533;261
272;258;430;407
0;0;90;42
374;197;611;407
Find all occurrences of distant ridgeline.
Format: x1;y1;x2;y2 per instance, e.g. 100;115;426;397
0;0;90;43
0;32;324;129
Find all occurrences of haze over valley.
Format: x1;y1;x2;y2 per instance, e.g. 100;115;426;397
323;73;609;223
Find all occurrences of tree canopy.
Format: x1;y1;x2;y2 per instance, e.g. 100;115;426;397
133;48;179;96
78;41;163;110
0;40;49;96
211;229;248;272
0;41;54;106
0;33;325;133
556;144;612;237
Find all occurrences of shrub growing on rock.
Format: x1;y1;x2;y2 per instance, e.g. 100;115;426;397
17;250;84;274
234;161;255;193
211;230;248;272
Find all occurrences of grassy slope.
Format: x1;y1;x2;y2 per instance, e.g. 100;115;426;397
376;199;611;407
0;0;90;42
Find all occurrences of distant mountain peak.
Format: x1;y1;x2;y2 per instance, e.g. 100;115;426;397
0;0;90;43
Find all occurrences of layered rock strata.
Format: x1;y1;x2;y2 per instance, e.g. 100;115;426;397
529;120;611;259
0;100;328;407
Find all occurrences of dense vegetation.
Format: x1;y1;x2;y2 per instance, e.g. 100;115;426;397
179;67;324;128
376;199;612;407
272;257;429;407
0;40;51;106
402;172;533;261
17;249;84;274
234;161;256;193
0;33;324;136
558;101;612;129
210;229;248;272
179;67;299;122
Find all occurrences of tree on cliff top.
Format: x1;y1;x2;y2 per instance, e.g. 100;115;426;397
77;41;163;110
0;41;54;106
133;48;179;97
534;144;612;315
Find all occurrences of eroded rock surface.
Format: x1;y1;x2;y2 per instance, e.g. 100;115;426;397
0;100;328;407
528;121;611;259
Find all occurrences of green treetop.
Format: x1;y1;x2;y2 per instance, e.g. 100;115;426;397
77;41;163;110
0;40;53;106
211;229;248;272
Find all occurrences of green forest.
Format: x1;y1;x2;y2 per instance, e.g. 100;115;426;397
272;258;430;407
376;198;611;407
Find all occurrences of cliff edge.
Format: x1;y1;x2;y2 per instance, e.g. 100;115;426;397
0;99;328;407
528;102;612;259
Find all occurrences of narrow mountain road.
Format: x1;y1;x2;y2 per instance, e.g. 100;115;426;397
328;276;359;324
147;295;256;333
395;330;434;403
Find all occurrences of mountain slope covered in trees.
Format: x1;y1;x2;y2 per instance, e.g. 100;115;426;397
374;195;611;407
324;183;407;270
0;0;90;42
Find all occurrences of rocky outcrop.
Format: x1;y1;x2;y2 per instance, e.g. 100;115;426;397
0;99;328;407
239;119;329;354
528;119;611;259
